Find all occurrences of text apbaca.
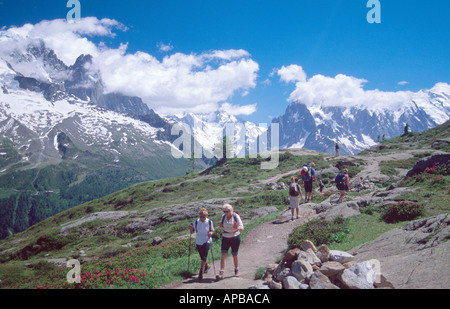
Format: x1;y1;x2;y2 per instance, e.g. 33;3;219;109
223;294;270;304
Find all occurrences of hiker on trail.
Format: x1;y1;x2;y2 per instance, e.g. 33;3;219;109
289;176;303;221
335;143;340;157
301;162;318;203
189;208;214;280
336;168;350;203
218;203;244;280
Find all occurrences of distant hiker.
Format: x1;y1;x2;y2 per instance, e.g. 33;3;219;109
335;143;340;157
301;162;318;203
289;176;303;221
218;204;244;280
319;180;325;193
189;208;214;280
335;168;350;203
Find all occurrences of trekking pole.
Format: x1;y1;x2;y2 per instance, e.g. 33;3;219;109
210;244;218;280
188;230;192;274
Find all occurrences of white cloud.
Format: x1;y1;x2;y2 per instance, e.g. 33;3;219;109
219;102;257;116
277;64;307;83
0;18;126;65
0;18;259;116
157;42;173;53
277;66;423;110
398;81;409;86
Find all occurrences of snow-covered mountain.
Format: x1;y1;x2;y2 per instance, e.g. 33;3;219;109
0;53;184;175
167;111;268;159
272;84;450;155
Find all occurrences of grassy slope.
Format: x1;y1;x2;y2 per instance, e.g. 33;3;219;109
0;120;448;289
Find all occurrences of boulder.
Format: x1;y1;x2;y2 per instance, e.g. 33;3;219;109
301;240;317;253
329;250;355;264
405;152;450;177
297;250;321;267
291;259;313;281
269;279;283;290
319;261;345;279
338;261;376;289
152;237;163;246
283;276;301;289
316;201;361;220
284;248;301;267
309;271;340;289
316;244;330;263
349;214;450;289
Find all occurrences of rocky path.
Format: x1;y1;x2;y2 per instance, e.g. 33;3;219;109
162;205;316;289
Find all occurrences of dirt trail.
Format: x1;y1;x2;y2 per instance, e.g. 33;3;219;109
163;205;316;289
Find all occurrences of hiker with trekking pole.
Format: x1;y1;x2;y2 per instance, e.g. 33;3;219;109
189;208;214;280
218;203;244;280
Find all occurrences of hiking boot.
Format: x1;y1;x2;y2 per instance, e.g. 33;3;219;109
234;268;239;277
204;263;210;274
217;271;224;280
198;269;203;280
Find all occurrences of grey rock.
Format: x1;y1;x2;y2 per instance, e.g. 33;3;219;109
329;250;355;264
338;261;375;289
283;276;301;289
349;214;450;289
291;259;313;281
152;237;163;246
309;271;340;289
60;211;131;233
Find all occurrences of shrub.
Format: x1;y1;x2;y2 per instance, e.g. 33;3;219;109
381;200;424;223
425;162;450;176
160;239;194;259
287;216;349;249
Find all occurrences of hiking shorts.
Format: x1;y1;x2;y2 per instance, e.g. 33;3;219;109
221;235;241;256
304;180;313;193
337;183;349;191
196;242;211;262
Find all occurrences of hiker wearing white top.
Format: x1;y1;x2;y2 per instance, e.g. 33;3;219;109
189;208;214;280
218;203;244;280
289;176;303;221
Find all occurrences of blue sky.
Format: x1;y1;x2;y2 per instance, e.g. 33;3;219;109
0;0;449;123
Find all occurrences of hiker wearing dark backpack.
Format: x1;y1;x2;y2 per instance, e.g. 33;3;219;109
218;203;244;280
336;168;350;203
189;208;214;280
289;176;303;221
301;162;318;203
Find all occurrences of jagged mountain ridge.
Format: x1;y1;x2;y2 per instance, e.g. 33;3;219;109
272;84;450;155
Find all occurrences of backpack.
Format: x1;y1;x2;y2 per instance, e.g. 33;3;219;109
301;164;312;182
194;218;213;233
335;173;346;188
221;212;239;226
289;184;300;196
